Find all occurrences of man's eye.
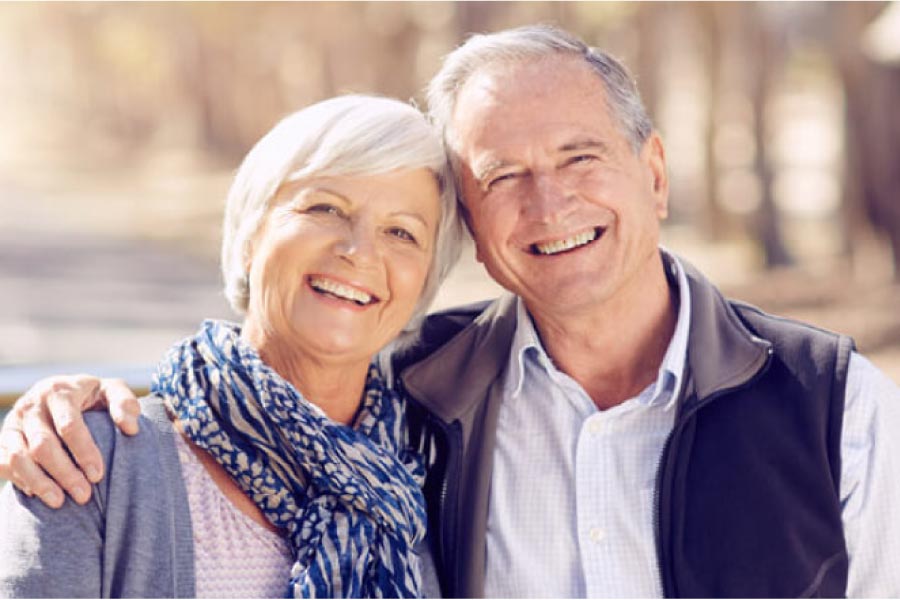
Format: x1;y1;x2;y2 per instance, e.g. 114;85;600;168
387;227;417;244
568;154;597;166
487;173;518;189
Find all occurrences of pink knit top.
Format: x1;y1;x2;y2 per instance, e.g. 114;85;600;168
174;433;294;598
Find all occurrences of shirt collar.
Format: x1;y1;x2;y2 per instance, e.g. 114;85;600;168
653;250;690;409
506;297;545;398
504;250;692;409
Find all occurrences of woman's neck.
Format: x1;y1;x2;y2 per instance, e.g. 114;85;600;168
241;322;369;425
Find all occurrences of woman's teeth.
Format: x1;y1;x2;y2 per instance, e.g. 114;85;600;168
309;276;373;305
533;228;599;255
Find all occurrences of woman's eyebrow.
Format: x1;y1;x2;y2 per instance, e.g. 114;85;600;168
388;210;431;228
286;185;350;205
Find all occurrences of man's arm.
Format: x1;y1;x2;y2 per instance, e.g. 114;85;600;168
841;352;900;596
0;375;140;507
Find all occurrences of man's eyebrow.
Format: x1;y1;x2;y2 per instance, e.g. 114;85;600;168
559;138;610;154
472;139;610;182
473;158;516;182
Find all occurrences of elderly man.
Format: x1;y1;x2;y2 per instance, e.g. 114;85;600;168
3;25;900;598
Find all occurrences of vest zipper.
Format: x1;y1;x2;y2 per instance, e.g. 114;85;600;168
654;346;774;596
426;414;464;597
653;432;674;596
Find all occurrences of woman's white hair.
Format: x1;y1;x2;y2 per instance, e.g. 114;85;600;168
426;24;653;157
221;94;463;329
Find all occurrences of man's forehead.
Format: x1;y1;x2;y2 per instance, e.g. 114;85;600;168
451;57;609;130
458;54;590;99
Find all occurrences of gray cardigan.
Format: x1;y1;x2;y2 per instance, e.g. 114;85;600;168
0;397;195;597
0;396;440;598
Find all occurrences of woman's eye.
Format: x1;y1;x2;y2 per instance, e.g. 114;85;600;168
306;203;344;217
387;227;417;244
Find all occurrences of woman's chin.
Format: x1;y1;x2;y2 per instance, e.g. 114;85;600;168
286;305;408;362
290;324;387;363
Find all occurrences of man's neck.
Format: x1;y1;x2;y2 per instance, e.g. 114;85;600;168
529;256;678;411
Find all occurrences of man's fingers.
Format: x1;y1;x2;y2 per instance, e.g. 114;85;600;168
101;379;141;436
0;414;19;482
0;428;65;508
58;374;102;409
46;395;104;483
21;405;92;505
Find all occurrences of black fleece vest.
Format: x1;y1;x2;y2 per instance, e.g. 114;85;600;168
658;304;853;598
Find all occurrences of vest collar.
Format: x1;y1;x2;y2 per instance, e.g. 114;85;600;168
401;251;772;422
400;293;519;423
666;252;773;406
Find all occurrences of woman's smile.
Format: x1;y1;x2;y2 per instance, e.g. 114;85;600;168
307;274;379;308
243;168;441;366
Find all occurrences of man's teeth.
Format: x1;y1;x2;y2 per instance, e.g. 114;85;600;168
309;277;373;305
533;229;598;255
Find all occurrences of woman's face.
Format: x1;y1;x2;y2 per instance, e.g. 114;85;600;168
245;168;441;364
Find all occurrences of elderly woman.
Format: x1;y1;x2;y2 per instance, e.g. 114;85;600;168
0;94;462;598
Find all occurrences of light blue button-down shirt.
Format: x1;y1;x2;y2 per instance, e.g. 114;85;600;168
483;255;900;598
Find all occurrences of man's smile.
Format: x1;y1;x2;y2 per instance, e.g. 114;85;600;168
530;227;604;256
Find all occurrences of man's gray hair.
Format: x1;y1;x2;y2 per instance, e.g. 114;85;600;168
221;94;464;329
427;24;653;155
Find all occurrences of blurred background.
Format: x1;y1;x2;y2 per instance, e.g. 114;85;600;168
1;1;899;402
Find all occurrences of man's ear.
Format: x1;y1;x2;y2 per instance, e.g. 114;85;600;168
457;201;486;265
643;132;670;219
474;245;486;266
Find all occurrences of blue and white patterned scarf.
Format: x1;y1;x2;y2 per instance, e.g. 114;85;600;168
151;319;427;598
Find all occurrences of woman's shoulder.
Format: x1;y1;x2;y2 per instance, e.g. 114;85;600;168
81;395;177;464
0;396;193;598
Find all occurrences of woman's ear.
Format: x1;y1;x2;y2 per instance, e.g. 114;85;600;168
241;236;257;297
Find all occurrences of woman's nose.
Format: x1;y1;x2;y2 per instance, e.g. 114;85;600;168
334;224;379;266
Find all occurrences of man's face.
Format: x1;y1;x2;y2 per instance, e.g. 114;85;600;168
450;55;669;319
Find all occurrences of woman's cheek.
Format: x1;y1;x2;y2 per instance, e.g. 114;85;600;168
251;252;294;334
397;254;432;310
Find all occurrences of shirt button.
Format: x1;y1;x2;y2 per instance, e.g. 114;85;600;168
589;527;606;543
588;420;603;435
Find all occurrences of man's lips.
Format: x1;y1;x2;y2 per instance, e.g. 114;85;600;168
307;275;379;306
530;227;605;256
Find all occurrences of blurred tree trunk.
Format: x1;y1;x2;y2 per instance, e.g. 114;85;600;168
454;2;501;38
746;3;793;268
694;2;726;241
375;17;421;100
635;2;661;123
830;2;900;280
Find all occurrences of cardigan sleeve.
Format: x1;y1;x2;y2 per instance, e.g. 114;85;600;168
0;404;194;598
0;417;114;598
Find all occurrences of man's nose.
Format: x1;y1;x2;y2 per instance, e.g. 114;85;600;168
523;173;576;223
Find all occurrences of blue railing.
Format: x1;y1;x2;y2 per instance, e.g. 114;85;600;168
0;364;153;408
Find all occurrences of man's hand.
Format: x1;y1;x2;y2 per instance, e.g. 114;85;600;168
0;375;141;508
